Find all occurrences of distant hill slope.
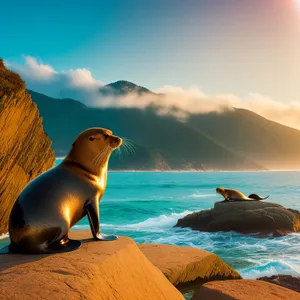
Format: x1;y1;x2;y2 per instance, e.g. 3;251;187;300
28;89;261;171
187;109;300;169
28;79;300;170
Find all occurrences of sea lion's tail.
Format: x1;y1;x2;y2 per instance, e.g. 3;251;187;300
248;194;269;201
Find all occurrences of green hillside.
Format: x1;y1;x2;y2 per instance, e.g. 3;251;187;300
27;79;300;171
28;89;261;171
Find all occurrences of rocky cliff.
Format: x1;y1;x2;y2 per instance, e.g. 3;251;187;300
0;59;55;235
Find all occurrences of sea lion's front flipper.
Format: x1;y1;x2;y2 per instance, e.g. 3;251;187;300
96;233;118;241
86;199;118;241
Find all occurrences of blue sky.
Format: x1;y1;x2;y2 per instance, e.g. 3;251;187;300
1;0;300;104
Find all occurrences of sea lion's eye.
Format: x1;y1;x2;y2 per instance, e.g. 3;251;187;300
103;133;109;139
89;136;94;141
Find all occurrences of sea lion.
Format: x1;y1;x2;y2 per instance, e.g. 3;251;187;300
1;128;122;254
216;187;269;202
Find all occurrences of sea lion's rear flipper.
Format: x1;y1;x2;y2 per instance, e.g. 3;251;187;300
46;239;82;253
86;200;118;242
248;194;270;200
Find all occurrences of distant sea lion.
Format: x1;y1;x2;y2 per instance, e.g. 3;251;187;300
216;187;269;202
1;128;122;254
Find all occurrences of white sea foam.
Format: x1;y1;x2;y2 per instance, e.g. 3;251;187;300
106;210;194;232
240;259;300;279
0;233;8;240
74;210;193;232
189;193;215;198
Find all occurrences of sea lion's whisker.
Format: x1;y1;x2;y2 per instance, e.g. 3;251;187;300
92;149;106;163
123;143;133;155
122;139;136;153
116;147;123;161
92;152;102;164
122;138;136;148
126;143;136;153
120;143;130;154
92;154;102;166
123;141;135;154
93;147;109;167
95;148;108;167
96;147;110;167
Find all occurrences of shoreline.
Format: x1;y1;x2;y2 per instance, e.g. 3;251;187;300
55;157;300;173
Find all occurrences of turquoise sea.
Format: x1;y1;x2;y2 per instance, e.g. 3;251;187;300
1;160;300;286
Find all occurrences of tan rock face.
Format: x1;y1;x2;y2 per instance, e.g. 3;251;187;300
191;280;300;300
0;59;55;235
0;231;184;300
176;201;300;236
139;243;241;288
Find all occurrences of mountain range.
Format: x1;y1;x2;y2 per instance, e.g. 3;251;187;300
27;80;300;171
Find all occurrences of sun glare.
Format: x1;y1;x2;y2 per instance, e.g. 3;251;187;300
295;0;300;11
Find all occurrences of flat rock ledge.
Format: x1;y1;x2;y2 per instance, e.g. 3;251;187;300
191;280;300;300
139;243;241;288
0;231;184;300
258;274;300;293
175;201;300;236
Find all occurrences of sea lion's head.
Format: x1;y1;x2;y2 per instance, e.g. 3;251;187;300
65;127;122;175
216;187;227;199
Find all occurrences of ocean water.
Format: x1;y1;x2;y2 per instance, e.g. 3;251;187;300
1;161;300;291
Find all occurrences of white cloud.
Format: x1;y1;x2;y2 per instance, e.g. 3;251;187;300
66;68;100;90
4;56;300;130
5;56;103;101
92;86;300;129
6;56;57;81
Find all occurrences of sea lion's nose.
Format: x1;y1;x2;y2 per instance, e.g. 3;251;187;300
112;136;122;147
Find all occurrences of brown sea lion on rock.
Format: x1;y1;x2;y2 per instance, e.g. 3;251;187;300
216;187;269;202
1;128;122;254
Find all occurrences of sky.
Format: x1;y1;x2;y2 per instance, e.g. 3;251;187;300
2;0;300;128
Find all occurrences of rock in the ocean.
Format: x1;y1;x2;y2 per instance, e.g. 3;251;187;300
176;201;300;236
0;59;55;235
258;274;300;293
0;231;184;300
191;280;300;300
139;243;241;288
